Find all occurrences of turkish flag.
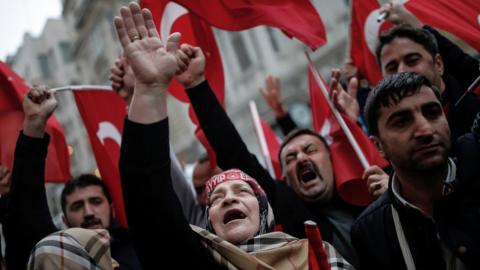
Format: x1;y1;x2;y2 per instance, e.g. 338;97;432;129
0;61;70;183
140;0;224;105
405;0;480;51
308;66;389;206
170;0;326;49
140;0;225;168
72;89;128;227
259;117;282;179
349;0;480;85
349;0;390;84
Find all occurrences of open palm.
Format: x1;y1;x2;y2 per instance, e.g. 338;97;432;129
114;3;180;88
124;36;178;86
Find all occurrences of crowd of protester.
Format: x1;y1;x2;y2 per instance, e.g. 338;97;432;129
0;1;479;269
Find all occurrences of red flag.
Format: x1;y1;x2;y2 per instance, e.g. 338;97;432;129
170;0;326;49
140;0;224;105
259;118;283;179
308;67;389;206
405;0;480;51
349;0;480;85
141;0;225;168
349;0;390;84
305;221;331;270
0;61;70;183
72;88;128;227
249;101;283;179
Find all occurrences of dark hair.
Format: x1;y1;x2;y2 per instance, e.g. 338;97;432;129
61;174;112;213
278;129;330;168
364;72;442;136
376;24;439;67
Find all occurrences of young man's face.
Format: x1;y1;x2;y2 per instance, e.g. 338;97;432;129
208;180;259;244
373;86;451;174
380;37;444;91
281;134;334;204
63;185;112;229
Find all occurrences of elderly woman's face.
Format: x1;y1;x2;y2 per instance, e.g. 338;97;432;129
208;180;260;244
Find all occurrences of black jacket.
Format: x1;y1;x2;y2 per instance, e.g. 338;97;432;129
4;132;142;270
119;118;223;269
351;131;480;269
186;81;363;267
425;25;480;144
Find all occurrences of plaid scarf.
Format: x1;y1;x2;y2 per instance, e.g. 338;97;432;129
191;225;354;270
28;228;118;270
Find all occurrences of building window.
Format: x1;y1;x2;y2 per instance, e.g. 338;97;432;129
266;27;280;52
88;24;105;59
231;33;252;71
37;54;52;79
59;42;72;63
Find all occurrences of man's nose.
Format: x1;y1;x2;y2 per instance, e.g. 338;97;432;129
221;191;238;206
414;115;434;139
84;203;94;216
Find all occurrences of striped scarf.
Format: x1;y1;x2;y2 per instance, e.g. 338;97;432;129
28;228;119;270
191;225;354;270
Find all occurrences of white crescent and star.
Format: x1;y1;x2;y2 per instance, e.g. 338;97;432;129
96;121;122;146
160;2;188;42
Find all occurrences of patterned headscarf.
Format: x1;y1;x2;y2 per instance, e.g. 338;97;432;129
205;168;275;238
28;228;119;270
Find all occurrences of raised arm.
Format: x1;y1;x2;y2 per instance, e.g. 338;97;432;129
114;3;215;268
259;75;298;135
5;85;58;269
175;45;279;204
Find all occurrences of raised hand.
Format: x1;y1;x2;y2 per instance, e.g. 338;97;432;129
259;75;287;118
380;2;423;28
330;68;360;123
23;85;57;138
363;165;389;198
175;44;206;88
114;2;180;90
110;57;135;103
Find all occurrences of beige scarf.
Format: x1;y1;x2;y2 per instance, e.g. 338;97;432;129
192;225;347;270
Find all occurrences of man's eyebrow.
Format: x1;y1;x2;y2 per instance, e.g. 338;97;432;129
386;109;410;124
421;101;442;109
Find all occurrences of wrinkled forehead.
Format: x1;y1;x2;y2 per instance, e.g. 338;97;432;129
282;134;326;155
66;186;107;203
210;179;253;195
378;86;441;121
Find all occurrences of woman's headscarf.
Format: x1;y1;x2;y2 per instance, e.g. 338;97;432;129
204;168;275;237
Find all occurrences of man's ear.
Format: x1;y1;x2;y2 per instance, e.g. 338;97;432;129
62;214;70;227
371;135;386;158
434;54;444;76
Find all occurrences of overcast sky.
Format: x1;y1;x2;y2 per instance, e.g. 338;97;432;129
0;0;62;61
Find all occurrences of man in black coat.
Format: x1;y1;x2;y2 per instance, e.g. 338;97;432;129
351;72;480;269
4;85;142;270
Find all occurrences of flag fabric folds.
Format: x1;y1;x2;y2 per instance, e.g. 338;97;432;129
72;88;128;227
249;101;283;179
170;0;327;49
308;66;389;206
0;61;70;183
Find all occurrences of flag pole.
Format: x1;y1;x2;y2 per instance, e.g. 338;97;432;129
249;100;276;177
305;52;370;170
51;85;113;93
